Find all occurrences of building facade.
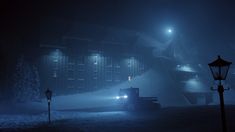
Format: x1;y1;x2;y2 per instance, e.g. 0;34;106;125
39;38;149;95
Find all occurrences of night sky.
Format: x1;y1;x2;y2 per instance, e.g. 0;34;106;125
0;0;235;81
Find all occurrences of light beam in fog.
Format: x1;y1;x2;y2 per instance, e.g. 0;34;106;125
176;64;196;72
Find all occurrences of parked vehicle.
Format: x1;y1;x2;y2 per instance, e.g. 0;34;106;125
115;87;161;110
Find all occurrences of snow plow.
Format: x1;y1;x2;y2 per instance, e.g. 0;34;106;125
115;87;161;111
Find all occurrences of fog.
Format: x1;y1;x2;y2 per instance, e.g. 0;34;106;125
4;68;235;113
52;69;188;110
52;69;235;110
1;0;235;110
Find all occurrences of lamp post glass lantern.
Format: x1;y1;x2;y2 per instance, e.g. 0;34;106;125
45;89;52;102
45;89;52;123
208;55;232;81
208;55;232;132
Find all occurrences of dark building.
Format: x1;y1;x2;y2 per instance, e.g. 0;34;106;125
38;18;215;105
39;20;152;95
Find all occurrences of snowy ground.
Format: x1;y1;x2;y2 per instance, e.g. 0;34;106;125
1;69;235;131
0;105;235;132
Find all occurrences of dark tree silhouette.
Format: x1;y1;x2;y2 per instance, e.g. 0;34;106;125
13;56;41;102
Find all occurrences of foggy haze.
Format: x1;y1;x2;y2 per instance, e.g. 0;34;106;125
1;1;235;131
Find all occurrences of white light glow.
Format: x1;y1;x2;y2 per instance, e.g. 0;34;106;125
91;54;101;65
50;49;63;62
184;78;204;92
128;76;131;81
115;95;128;99
166;27;173;35
176;64;196;72
168;29;172;33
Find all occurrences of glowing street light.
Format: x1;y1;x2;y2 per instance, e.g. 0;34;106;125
92;54;101;65
166;27;173;35
128;76;131;82
208;55;232;132
116;96;120;99
168;29;172;33
52;49;62;62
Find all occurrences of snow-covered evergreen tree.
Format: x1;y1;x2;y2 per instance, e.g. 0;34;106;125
30;65;41;101
13;56;41;102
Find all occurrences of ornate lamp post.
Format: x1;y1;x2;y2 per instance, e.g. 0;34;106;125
45;89;52;124
208;55;232;132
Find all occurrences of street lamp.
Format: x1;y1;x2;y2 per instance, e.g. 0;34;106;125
45;89;52;124
128;76;131;82
208;55;232;132
167;28;172;33
166;27;173;35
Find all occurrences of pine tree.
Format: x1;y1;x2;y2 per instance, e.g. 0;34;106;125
30;65;41;101
13;56;41;102
13;55;25;102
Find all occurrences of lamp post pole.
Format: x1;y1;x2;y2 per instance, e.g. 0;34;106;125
208;56;232;132
45;89;52;124
48;100;51;124
218;83;227;132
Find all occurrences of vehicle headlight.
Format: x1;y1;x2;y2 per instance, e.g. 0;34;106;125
116;96;120;99
123;95;128;99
